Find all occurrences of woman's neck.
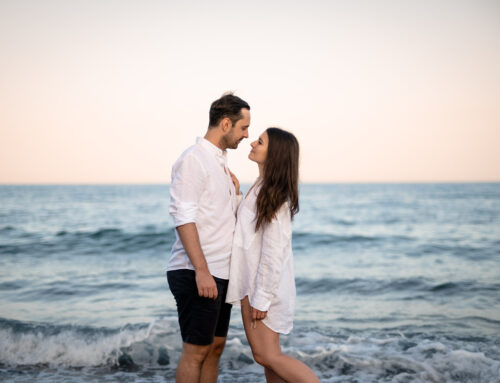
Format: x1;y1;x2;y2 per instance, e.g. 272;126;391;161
258;164;264;178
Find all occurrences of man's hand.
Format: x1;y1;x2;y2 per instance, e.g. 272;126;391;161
175;224;218;300
229;170;240;195
195;269;218;300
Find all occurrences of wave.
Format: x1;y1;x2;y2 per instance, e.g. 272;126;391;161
328;218;356;226
11;280;146;301
0;227;177;256
0;317;170;367
295;277;500;298
406;242;499;260
292;232;414;249
302;334;500;383
0;227;413;255
0;225;16;233
1;317;499;383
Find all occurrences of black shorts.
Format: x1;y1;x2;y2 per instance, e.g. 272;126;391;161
167;269;232;346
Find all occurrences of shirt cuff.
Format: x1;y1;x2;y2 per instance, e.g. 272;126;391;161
170;201;198;227
173;216;196;227
250;288;273;312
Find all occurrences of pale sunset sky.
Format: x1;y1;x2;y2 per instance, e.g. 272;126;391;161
1;0;499;184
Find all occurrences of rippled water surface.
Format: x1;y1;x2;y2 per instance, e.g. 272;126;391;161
1;183;499;382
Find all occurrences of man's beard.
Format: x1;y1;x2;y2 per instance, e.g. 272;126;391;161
222;134;241;149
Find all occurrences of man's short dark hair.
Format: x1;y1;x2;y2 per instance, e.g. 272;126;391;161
208;92;250;128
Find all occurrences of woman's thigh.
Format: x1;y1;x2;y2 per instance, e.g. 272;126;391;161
240;296;282;361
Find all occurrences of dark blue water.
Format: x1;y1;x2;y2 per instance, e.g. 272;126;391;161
1;183;499;382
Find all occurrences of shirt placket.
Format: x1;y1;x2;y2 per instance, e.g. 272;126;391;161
219;153;236;213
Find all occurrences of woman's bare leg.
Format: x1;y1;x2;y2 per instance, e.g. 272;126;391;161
265;367;287;383
240;297;321;383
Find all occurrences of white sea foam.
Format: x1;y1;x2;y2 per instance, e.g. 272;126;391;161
0;317;179;367
0;325;136;367
273;331;500;383
1;320;500;382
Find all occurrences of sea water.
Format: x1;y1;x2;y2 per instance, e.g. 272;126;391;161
0;183;499;382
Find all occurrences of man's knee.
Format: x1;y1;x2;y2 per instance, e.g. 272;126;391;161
181;343;211;364
208;337;226;358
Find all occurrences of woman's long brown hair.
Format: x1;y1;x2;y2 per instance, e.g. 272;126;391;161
255;127;299;231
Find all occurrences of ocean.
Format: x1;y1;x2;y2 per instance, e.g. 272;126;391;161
0;183;499;382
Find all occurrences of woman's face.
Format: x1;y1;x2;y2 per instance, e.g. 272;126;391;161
249;131;268;165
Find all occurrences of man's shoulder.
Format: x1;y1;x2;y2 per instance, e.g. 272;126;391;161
175;142;204;163
172;142;211;174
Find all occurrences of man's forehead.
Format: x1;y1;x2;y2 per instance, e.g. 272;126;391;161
240;108;250;118
237;110;250;127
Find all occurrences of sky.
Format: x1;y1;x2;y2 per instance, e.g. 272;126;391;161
1;0;499;184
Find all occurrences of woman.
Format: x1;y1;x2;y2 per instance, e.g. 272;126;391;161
227;128;320;383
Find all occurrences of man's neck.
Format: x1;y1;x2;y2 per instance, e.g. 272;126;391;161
204;130;226;151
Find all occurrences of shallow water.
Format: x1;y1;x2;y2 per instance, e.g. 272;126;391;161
1;183;499;382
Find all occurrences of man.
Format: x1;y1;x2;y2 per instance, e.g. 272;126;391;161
167;93;250;383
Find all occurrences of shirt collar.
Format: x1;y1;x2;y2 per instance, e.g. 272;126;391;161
196;137;228;168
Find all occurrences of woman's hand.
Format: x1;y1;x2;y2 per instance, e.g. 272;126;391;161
252;307;267;320
229;169;240;195
250;306;267;328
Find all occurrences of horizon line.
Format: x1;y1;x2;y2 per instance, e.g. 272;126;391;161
1;180;499;186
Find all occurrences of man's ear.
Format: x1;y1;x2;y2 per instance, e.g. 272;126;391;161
221;117;232;133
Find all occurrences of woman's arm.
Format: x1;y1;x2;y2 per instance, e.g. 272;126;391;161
250;204;291;314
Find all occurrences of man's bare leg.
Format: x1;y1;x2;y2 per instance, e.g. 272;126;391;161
200;336;226;383
176;342;211;383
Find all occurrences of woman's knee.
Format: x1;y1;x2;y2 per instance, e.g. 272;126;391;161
252;349;279;369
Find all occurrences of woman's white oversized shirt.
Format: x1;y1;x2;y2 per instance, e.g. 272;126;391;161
226;183;296;334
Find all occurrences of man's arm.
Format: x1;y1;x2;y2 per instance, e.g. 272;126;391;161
176;223;218;300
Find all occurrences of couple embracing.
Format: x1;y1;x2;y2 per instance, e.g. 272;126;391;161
167;93;320;383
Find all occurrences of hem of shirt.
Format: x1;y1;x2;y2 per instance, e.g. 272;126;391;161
225;292;293;334
262;317;293;335
225;289;249;306
167;264;229;280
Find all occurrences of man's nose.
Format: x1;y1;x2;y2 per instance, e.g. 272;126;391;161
244;130;249;138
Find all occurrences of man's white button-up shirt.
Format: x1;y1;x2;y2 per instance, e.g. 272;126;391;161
167;137;239;279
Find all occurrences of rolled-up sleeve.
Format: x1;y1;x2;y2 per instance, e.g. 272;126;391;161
250;206;290;311
169;153;207;227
